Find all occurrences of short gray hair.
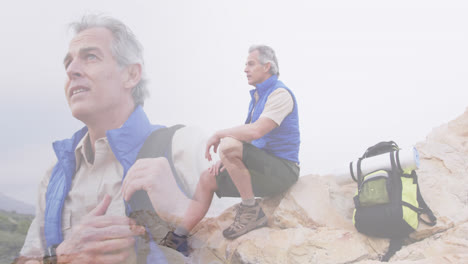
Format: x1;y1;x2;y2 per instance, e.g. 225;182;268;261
248;45;279;76
70;14;149;106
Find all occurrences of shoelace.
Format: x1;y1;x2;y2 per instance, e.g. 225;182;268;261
229;205;254;231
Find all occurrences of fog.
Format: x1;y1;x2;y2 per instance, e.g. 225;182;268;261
1;0;467;204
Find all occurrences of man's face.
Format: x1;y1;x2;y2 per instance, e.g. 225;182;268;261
63;27;130;123
244;50;270;86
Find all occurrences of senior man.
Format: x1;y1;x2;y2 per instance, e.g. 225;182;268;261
162;45;300;256
17;14;196;264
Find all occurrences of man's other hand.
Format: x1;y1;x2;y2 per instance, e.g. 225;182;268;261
121;158;174;204
55;195;145;264
208;160;225;176
121;158;190;221
205;134;221;161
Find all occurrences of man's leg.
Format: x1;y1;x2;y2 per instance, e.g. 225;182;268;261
217;137;268;239
161;169;217;256
181;169;218;232
217;137;254;201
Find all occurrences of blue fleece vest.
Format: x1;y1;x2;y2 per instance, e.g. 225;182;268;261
246;75;300;163
44;106;167;263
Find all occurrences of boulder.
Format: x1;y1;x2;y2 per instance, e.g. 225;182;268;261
182;108;468;263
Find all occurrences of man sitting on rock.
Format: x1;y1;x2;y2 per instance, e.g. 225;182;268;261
162;45;301;255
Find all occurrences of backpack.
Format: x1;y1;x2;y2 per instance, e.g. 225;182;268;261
350;141;437;262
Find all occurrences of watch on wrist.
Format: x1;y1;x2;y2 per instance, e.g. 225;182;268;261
43;244;58;264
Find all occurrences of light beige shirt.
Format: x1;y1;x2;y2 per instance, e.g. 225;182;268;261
20;127;209;258
20;134;128;257
253;88;294;126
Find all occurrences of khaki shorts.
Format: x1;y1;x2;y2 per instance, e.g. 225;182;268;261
215;143;300;198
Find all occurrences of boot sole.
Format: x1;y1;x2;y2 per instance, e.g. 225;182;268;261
224;216;268;239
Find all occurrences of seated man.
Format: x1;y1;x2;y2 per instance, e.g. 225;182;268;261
162;45;301;255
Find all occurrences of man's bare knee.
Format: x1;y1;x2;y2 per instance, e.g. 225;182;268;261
199;169;218;192
218;137;243;162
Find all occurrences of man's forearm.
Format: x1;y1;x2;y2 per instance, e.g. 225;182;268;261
215;117;278;143
215;123;262;143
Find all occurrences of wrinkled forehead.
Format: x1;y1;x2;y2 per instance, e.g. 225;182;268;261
67;27;114;56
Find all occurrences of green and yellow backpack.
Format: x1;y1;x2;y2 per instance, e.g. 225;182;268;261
351;141;437;262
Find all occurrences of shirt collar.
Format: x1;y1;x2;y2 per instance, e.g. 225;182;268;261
75;132;112;167
53;105;154;173
74;132;88;168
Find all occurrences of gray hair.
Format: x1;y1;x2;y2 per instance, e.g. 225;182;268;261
69;14;149;106
248;45;279;76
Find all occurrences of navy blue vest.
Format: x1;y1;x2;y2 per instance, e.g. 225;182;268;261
246;75;300;163
44;106;167;263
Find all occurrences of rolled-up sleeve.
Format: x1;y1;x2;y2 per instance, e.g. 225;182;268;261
260;88;294;126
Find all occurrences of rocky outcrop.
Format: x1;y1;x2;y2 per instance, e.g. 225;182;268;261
168;109;468;263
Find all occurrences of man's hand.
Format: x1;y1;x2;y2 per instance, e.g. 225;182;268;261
205;134;221;161
121;158;190;221
55;195;145;264
208;160;225;176
204;118;278;162
121;158;174;204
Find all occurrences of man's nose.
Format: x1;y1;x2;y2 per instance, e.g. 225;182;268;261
66;59;83;79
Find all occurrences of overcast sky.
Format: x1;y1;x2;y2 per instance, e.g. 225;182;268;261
1;0;467;205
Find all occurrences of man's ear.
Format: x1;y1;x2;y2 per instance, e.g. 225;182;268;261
263;62;271;73
124;64;142;90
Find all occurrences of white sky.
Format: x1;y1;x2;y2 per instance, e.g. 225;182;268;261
1;0;467;204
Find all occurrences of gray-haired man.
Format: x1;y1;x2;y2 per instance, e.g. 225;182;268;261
162;45;301;256
17;14;193;264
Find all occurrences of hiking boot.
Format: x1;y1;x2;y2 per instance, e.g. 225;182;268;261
222;201;268;239
160;231;190;256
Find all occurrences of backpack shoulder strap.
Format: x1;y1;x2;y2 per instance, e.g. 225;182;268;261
411;171;437;226
381;238;403;262
128;124;185;213
138;124;186;159
129;125;184;264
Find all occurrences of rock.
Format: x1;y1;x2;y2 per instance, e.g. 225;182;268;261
271;175;354;230
391;220;468;263
229;228;374;264
158;246;188;264
182;108;468;263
